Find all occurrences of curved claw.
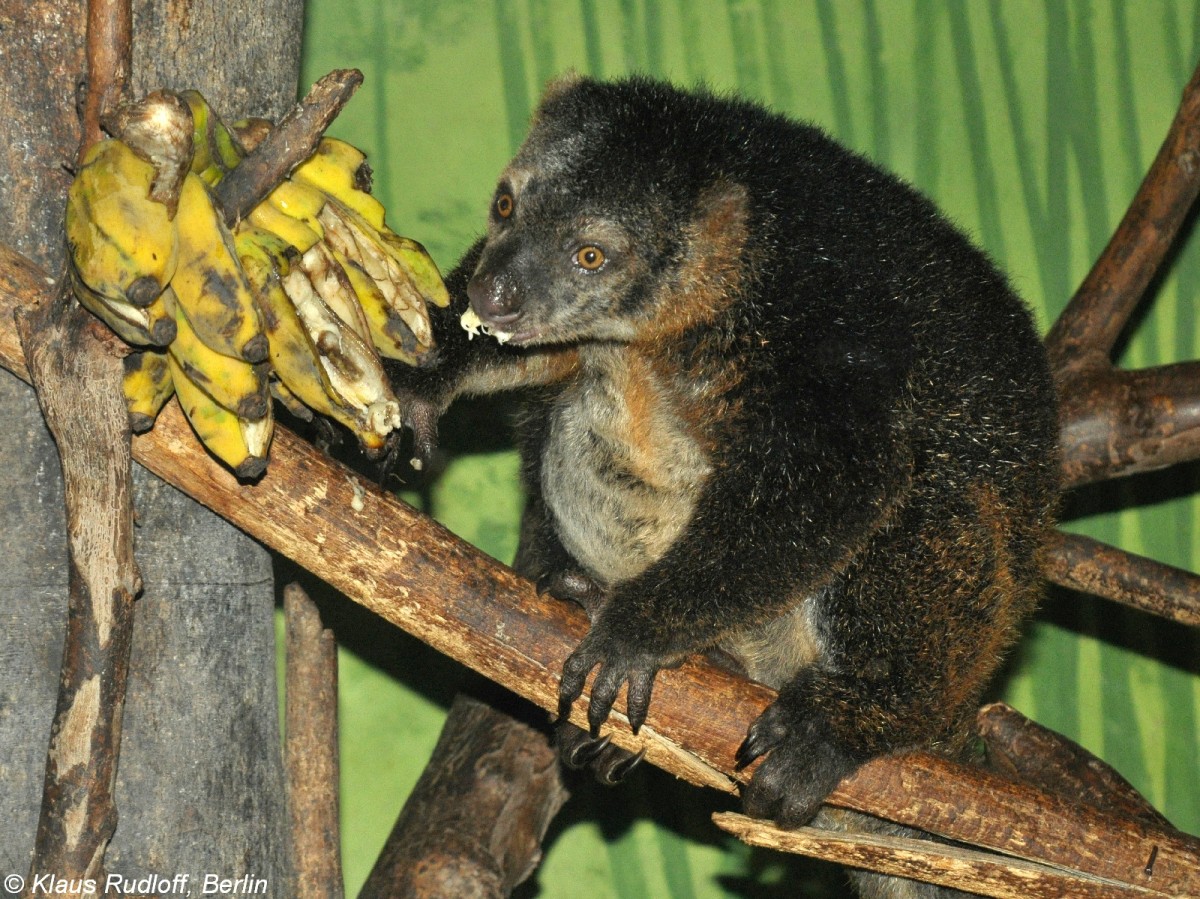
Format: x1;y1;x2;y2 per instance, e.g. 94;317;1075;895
735;730;769;770
625;668;657;735
563;732;612;769
587;661;628;736
598;747;646;786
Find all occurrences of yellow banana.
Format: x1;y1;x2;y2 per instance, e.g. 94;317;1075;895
270;378;314;423
66;138;178;307
291;138;387;231
180;89;244;186
172;172;269;363
166;288;270;421
267;179;327;228
247;200;324;253
123;349;174;433
168;350;272;478
236;226;375;444
378;231;450;308
71;269;177;347
317;201;435;349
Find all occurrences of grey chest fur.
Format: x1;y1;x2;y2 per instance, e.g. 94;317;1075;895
541;346;712;585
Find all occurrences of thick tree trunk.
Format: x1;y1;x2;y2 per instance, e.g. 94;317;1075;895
0;0;302;891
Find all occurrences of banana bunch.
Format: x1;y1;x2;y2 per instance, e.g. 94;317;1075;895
65;88;448;476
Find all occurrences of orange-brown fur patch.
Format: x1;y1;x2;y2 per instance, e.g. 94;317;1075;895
637;181;751;344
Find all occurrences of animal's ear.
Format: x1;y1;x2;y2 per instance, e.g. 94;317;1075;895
540;69;585;105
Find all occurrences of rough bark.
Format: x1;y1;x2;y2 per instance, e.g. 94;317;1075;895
0;0;301;889
284;583;344;899
358;695;569;899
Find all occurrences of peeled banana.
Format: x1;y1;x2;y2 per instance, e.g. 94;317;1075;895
64;86;450;472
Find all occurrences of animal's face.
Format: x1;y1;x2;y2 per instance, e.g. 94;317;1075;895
465;80;690;348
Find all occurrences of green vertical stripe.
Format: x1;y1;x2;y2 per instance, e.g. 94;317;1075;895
912;0;942;192
495;0;533;153
1042;0;1074;316
946;0;1007;265
863;0;889;164
988;2;1048;284
726;0;763;97
760;0;795;111
530;0;559;87
816;0;855;145
581;0;605;77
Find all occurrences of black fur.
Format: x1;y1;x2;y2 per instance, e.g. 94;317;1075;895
387;75;1059;895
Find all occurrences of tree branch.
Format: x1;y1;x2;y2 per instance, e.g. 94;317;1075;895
712;814;1165;899
1056;362;1200;489
358;695;569;898
15;0;138;891
1045;58;1200;372
284;583;344;899
1042;530;1200;628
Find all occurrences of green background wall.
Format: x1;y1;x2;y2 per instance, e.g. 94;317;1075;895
296;2;1200;895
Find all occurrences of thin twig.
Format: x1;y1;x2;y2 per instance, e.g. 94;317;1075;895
79;0;131;159
1043;530;1200;628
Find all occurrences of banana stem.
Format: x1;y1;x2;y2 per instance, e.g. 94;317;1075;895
213;68;364;227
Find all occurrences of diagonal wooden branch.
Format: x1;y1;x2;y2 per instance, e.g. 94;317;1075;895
1;245;1196;898
1044;57;1200;491
1045;58;1200;372
358;695;569;898
212;68;363;227
712;813;1166;899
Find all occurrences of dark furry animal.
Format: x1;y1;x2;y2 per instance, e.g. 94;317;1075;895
388;74;1059;896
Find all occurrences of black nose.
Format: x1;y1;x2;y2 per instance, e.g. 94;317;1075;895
467;270;521;324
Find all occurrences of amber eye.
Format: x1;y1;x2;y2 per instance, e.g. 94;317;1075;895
495;192;514;219
575;245;606;270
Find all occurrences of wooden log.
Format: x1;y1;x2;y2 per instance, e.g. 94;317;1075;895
358;695;569;898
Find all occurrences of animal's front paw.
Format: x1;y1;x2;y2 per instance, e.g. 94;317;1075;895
557;621;671;737
737;701;858;828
